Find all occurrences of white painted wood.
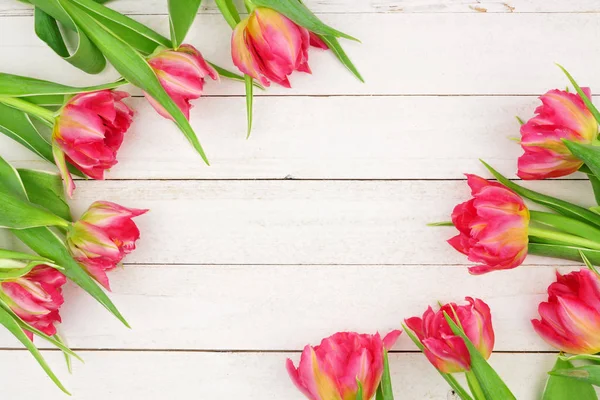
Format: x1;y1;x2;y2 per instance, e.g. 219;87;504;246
1;0;599;15
45;179;591;266
0;350;559;400
2;14;600;95
2;95;587;180
0;264;579;351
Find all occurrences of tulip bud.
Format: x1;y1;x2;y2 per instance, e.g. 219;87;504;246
232;7;325;88
532;269;600;354
405;297;495;373
52;90;134;198
66;201;148;290
518;88;598;180
0;265;66;339
448;174;530;275
286;330;401;400
145;44;218;120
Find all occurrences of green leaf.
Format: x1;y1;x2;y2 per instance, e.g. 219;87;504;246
481;160;600;228
402;323;474;400
18;169;72;221
318;35;364;82
0;249;50;262
375;350;394;400
443;312;516;400
0;153;28;201
529;210;600;242
12;227;130;328
529;243;600;264
32;1;106;74
60;0;210;164
251;0;358;41
169;0;202;48
214;0;241;28
0;72;125;97
544;357;598;399
0;306;69;394
245;75;254;138
558;65;600;125
0;190;69;229
0;103;54;164
564;141;600;180
550;365;600;387
69;0;171;54
0;300;81;362
0;155;128;327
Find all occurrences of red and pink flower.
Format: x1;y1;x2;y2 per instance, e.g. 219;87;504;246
405;297;495;373
518;88;598;180
532;269;600;354
449;174;530;275
145;44;218;120
231;8;325;88
0;265;66;339
52;90;134;198
67;201;148;290
286;330;401;400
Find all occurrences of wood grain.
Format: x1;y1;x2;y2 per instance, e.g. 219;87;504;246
0;350;558;400
1;14;600;96
1;0;598;15
0;264;577;351
3;95;591;180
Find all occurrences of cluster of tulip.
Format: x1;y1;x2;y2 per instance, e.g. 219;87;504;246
438;66;600;398
286;297;499;400
285;67;600;400
0;0;359;393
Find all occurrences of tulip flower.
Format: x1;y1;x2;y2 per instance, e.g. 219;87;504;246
67;201;148;290
448;174;530;275
145;44;219;120
286;330;401;400
232;7;322;88
405;297;494;373
518;88;598;180
52;90;134;198
0;265;66;339
532;269;600;354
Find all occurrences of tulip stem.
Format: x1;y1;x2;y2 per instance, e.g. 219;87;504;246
465;371;486;400
0;96;56;126
528;227;600;250
530;210;600;242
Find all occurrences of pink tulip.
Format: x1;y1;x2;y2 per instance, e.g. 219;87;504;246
518;88;598;180
52;90;133;198
532;269;600;354
145;44;218;120
232;8;327;88
286;330;401;400
66;201;148;290
405;297;495;373
0;265;66;339
449;174;530;275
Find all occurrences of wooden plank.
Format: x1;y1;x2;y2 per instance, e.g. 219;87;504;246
1;0;599;15
0;264;578;351
65;179;596;265
1;95;578;180
0;179;588;266
1;14;599;95
0;350;559;399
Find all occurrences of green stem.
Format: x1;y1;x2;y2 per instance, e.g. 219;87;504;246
465;371;486;400
529;227;600;250
214;0;240;29
244;0;256;12
530;210;600;242
0;96;56;126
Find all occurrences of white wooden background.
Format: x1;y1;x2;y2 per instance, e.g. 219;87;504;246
0;0;599;398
